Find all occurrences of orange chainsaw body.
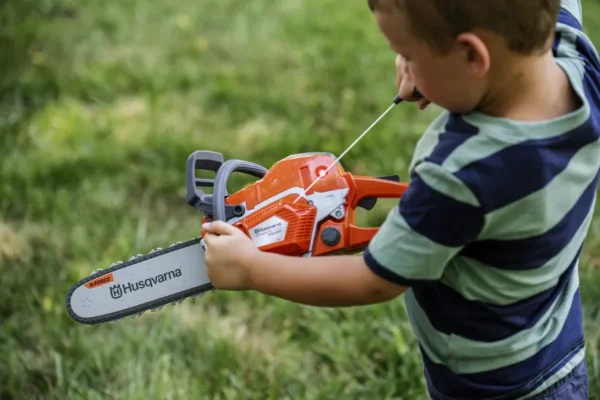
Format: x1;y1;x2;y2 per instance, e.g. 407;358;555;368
194;152;409;257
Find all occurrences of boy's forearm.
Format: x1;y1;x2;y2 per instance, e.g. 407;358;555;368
245;251;407;307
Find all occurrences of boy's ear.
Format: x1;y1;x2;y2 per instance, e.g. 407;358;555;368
455;32;491;78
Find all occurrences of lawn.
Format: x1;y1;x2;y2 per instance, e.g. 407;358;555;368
2;0;600;399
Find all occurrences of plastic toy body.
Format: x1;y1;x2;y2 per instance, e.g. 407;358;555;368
186;151;409;257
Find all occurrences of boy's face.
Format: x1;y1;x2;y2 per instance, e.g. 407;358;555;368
374;8;488;114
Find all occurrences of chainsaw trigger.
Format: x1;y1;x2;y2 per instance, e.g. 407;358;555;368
357;197;378;211
377;175;400;183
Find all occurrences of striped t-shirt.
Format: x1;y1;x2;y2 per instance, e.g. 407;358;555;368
363;1;600;399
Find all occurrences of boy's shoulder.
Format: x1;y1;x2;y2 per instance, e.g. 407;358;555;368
411;106;600;230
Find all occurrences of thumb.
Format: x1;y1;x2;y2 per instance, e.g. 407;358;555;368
203;220;236;235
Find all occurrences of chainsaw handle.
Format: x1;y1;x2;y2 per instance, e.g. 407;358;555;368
347;175;409;211
185;151;224;214
343;175;408;252
313;175;409;256
213;160;268;222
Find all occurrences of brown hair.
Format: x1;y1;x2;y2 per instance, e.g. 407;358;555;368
368;0;560;55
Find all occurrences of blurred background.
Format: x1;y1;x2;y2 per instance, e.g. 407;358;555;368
2;0;600;398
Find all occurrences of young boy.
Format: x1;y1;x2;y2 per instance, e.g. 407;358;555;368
202;0;599;398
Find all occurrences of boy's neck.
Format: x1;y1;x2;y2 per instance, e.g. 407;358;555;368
476;50;581;121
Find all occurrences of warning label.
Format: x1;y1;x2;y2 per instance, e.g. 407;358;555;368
249;216;288;247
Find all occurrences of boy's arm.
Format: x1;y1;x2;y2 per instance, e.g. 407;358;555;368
248;251;408;307
202;221;408;307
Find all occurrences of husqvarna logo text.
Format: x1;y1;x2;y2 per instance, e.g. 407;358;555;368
254;223;282;235
109;268;182;300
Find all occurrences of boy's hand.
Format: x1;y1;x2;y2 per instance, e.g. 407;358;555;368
395;54;431;110
202;221;259;291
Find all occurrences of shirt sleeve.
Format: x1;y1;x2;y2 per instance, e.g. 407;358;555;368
561;0;582;26
363;161;484;287
554;0;599;75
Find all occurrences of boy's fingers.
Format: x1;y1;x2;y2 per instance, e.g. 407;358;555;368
203;232;216;246
395;54;425;104
204;231;227;249
203;221;236;236
395;54;404;69
418;98;431;110
395;55;408;96
399;77;417;102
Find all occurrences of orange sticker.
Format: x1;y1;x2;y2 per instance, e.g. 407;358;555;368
85;273;115;289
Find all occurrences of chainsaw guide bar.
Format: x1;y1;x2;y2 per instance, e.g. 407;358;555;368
66;238;213;325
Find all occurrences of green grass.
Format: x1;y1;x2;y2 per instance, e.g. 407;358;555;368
2;0;600;398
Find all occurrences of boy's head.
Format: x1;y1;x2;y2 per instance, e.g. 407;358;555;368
369;0;561;114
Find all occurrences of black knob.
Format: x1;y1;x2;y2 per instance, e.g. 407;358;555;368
321;227;341;247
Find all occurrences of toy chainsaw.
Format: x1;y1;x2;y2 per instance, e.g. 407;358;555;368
65;150;409;325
